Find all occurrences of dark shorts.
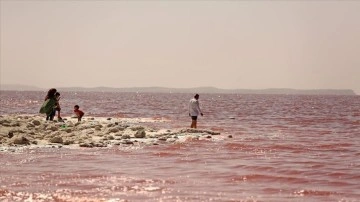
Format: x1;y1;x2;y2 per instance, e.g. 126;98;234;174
191;116;198;120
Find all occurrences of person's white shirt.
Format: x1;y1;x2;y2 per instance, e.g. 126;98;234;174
189;98;202;116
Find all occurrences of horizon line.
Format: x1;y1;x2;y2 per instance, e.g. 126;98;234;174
0;84;357;95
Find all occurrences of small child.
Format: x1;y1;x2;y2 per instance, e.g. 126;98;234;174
74;105;84;122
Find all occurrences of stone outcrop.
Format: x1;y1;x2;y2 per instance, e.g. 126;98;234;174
0;115;225;150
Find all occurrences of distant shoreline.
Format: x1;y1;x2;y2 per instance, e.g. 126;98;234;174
0;84;357;95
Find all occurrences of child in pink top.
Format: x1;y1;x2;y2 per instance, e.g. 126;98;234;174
74;105;84;122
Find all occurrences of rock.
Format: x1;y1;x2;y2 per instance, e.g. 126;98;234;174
107;123;115;127
52;131;62;136
121;139;133;145
207;131;220;135
122;134;131;139
107;118;112;120
16;129;26;134
79;143;93;148
147;134;156;138
108;127;119;133
1;122;10;127
117;126;126;131
10;121;21;127
94;143;107;147
63;140;74;145
130;126;145;131
87;130;94;135
228;135;233;138
79;124;91;130
121;124;130;128
8;131;14;138
0;119;11;125
27;122;35;127
0;115;228;148
134;130;146;138
158;137;167;141
166;138;176;143
96;133;105;137
49;136;63;144
179;128;220;136
32;120;41;126
13;136;29;145
47;126;58;132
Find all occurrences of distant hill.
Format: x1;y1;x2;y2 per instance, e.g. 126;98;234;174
0;84;357;95
0;84;43;91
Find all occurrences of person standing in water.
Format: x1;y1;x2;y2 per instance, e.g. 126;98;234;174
189;94;203;128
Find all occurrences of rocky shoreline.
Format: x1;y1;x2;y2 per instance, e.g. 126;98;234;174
0;115;224;151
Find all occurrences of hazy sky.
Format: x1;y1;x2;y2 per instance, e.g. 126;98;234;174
1;1;359;93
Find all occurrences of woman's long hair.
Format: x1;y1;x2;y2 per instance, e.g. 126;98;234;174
45;88;57;101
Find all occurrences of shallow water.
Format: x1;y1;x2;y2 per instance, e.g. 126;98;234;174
0;91;360;201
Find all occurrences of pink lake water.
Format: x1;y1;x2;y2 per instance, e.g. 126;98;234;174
0;91;359;201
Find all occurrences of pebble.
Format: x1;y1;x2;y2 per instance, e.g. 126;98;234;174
134;130;146;138
32;120;41;126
